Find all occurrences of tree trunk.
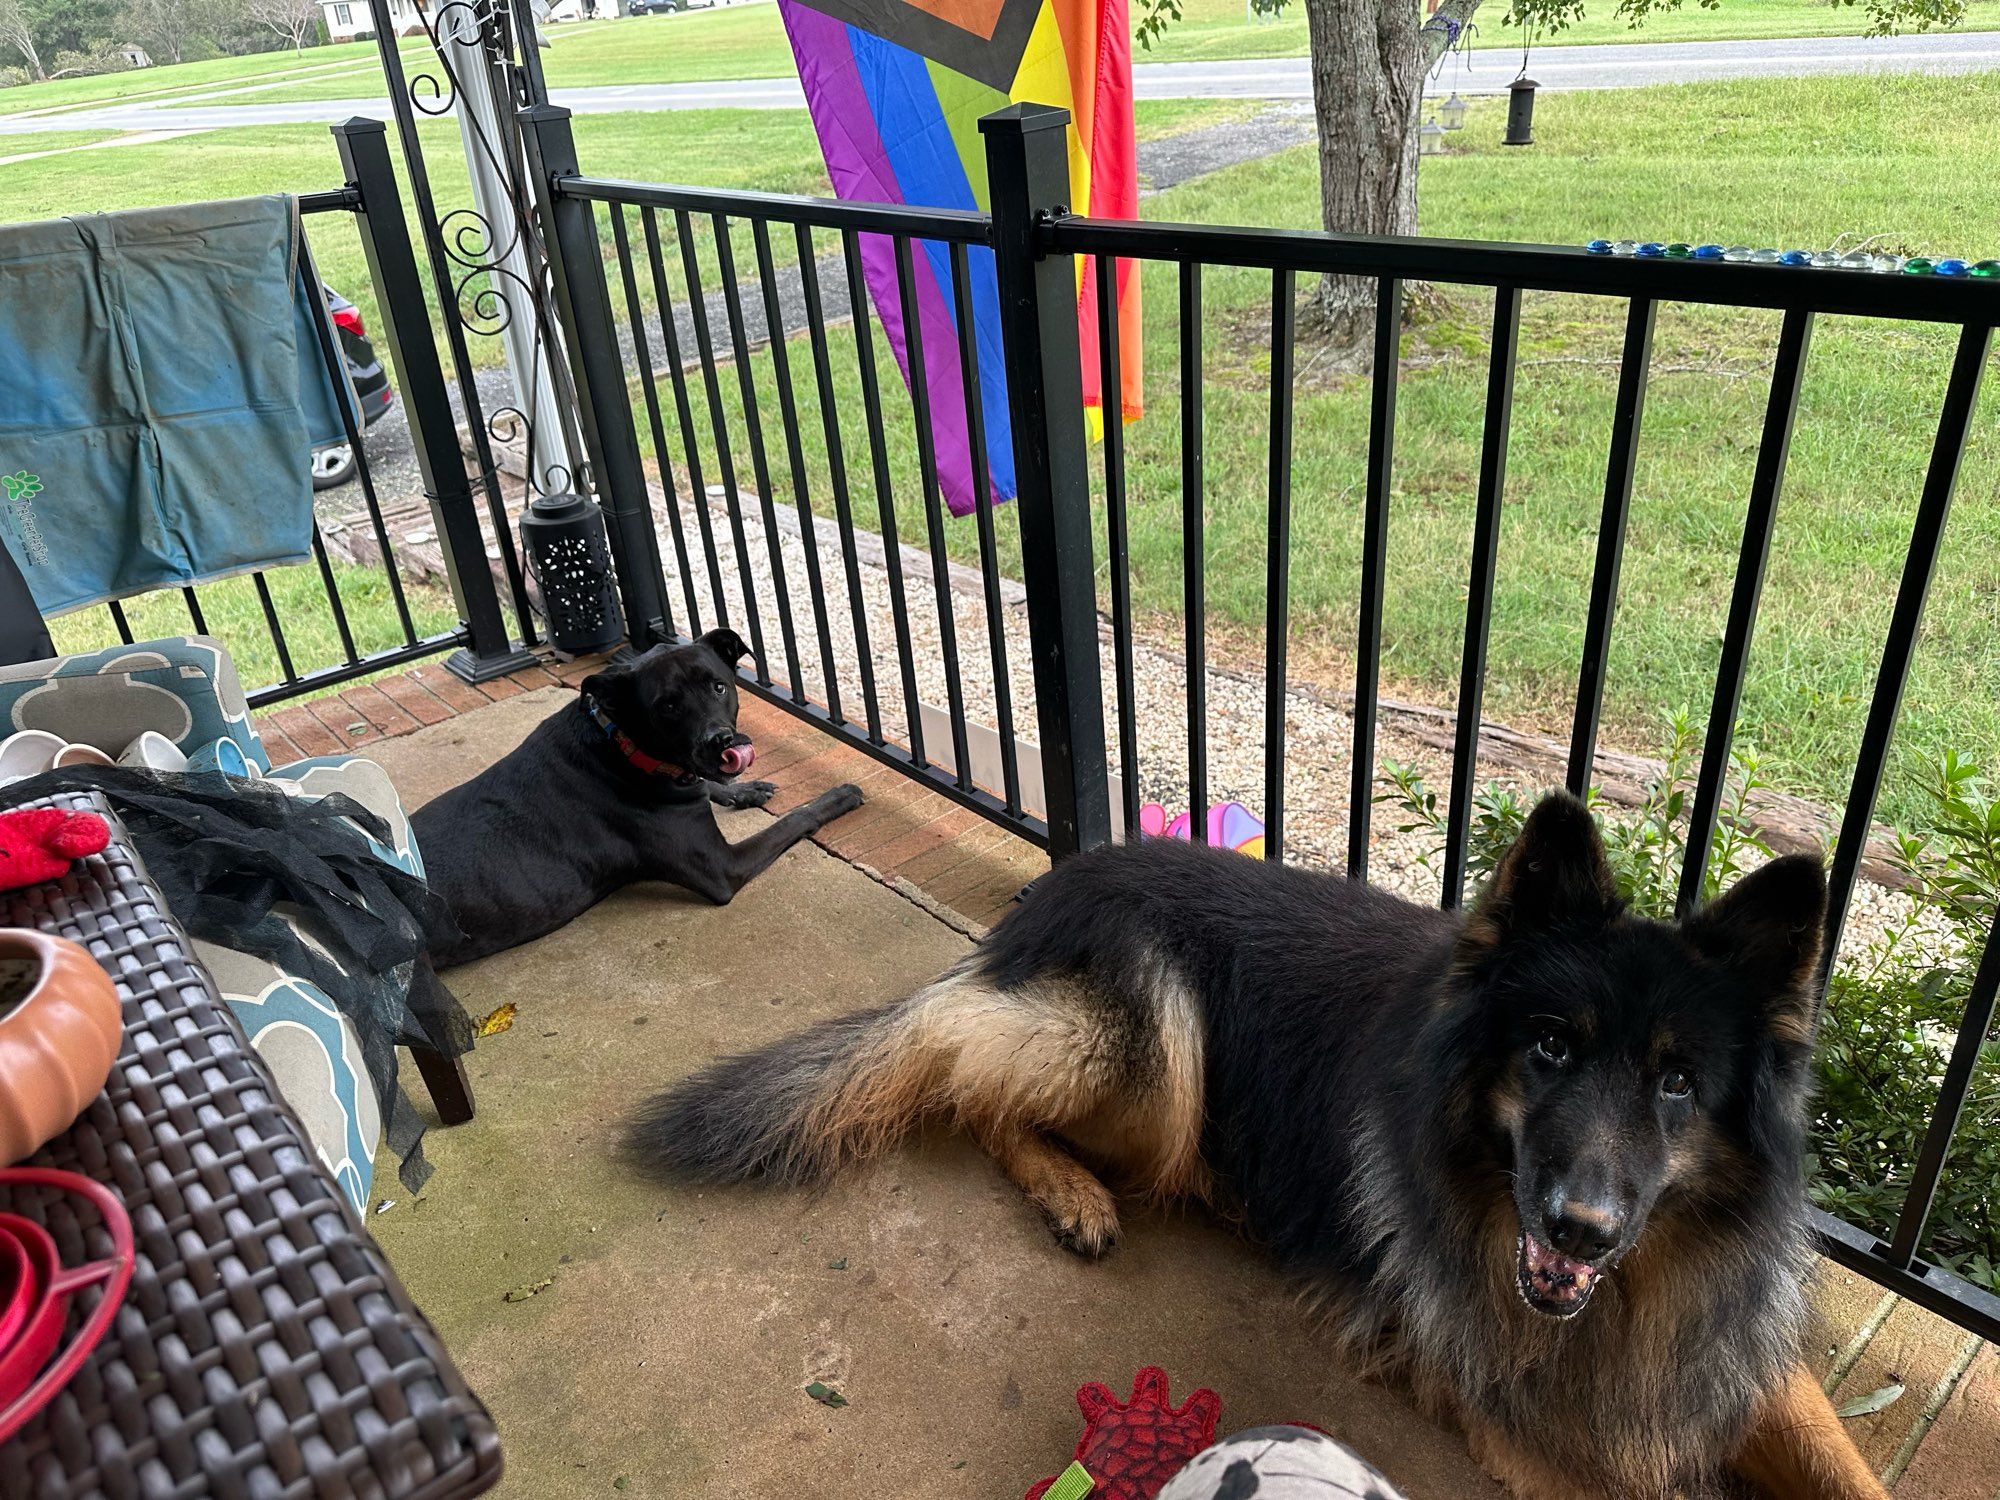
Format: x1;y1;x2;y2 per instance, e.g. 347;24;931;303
1301;0;1480;360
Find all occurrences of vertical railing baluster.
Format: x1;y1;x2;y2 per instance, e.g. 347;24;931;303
1886;906;2000;1269
1819;322;1992;989
252;574;298;684
1182;260;1207;843
106;600;134;646
1096;250;1141;839
845;229;927;766
715;213;802;700
800;224;883;743
895;233;972;790
311;530;360;663
678;209;767;673
642;207;714;634
1678;307;1815;917
180;587;208;636
1264;267;1297;863
949;240;1022;815
1567;296;1655;795
1441;286;1522;910
754;219;842;719
610;206;680;642
1350;278;1401;879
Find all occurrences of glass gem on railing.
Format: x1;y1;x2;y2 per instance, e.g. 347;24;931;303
1587;239;1614;254
1936;258;1970;276
1636;242;1666;257
1971;259;2000;278
1751;248;1783;263
1779;249;1814;267
1839;250;1874;271
1811;251;1842;268
1871;254;1903;273
1903;256;1936;275
1664;242;1693;259
1724;246;1756;261
1612;239;1639;256
1694;244;1726;259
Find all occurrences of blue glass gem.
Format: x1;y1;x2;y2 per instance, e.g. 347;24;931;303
1586;239;1615;254
1694;244;1726;259
1635;242;1666;257
1935;258;1970;276
1779;250;1814;267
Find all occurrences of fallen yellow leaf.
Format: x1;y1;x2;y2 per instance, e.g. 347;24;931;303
476;1003;518;1037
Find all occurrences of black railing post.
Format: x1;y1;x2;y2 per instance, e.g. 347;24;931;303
518;102;671;649
981;103;1111;862
333;117;535;682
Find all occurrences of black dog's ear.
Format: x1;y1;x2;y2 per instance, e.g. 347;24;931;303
698;628;750;669
579;655;641;713
1459;791;1620;959
1683;854;1827;1045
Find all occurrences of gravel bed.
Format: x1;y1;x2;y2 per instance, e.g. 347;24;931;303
642;474;1935;973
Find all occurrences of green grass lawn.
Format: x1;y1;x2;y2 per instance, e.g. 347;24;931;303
604;70;2000;827
11;0;1989;119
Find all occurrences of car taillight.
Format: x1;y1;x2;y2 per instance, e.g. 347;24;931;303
332;306;365;338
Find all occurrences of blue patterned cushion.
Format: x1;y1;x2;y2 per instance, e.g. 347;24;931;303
0;634;264;770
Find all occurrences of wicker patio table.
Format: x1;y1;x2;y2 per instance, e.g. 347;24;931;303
0;792;501;1500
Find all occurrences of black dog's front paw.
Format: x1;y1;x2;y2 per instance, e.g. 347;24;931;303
816;782;865;820
716;778;778;809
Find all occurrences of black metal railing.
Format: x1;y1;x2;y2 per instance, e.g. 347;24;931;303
525;99;2000;1343
52;125;535;710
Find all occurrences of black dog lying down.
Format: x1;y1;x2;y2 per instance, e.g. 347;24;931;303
413;630;863;966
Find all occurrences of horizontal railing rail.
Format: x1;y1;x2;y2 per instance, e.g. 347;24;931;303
558;175;993;243
1047;214;2000;322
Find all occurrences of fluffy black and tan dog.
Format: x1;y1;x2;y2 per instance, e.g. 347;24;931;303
627;792;1885;1500
414;630;863;967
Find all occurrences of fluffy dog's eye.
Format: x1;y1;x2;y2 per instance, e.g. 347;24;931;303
1661;1069;1694;1099
711;680;728;696
1533;1032;1568;1065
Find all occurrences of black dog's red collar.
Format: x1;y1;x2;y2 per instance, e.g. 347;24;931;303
581;693;700;786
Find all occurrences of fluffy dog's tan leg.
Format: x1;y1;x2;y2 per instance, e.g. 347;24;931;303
1462;1421;1605;1500
974;1121;1121;1258
1733;1362;1888;1499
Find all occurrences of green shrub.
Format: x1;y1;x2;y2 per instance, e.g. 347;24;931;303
1380;715;2000;1292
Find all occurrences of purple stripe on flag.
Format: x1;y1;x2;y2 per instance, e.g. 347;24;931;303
779;0;981;514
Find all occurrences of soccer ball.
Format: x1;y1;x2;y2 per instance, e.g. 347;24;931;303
1156;1425;1408;1500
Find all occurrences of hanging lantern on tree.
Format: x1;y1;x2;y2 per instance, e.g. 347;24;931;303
1420;117;1447;157
1440;91;1468;130
519;492;624;656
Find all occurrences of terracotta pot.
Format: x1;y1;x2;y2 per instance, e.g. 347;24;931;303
0;932;121;1167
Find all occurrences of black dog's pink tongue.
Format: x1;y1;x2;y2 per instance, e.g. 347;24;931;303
719;743;754;775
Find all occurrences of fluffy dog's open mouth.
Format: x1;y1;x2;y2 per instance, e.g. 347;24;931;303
1516;1232;1602;1319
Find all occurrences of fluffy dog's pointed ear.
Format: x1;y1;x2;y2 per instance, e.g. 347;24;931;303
1683;854;1827;1045
1459;792;1620;958
699;628;750;669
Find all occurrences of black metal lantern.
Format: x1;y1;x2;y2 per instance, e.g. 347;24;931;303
519;492;624;655
1504;76;1539;147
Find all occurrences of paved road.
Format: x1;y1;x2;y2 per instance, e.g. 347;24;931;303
7;30;2000;135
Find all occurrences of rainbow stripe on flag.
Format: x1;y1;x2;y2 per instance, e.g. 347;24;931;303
780;0;1141;516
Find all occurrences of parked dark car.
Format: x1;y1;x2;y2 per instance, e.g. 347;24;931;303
312;285;396;492
628;0;716;15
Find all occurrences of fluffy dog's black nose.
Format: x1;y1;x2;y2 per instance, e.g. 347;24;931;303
1546;1199;1624;1262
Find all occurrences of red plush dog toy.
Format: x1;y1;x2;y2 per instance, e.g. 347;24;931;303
0;808;109;889
1025;1368;1222;1500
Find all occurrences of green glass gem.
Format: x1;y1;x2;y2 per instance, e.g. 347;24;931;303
1971;259;2000;278
1903;257;1936;275
1663;242;1693;259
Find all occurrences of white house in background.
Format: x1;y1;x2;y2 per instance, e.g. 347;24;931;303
321;0;427;41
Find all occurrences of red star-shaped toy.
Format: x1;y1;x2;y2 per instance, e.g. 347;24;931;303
1025;1368;1223;1500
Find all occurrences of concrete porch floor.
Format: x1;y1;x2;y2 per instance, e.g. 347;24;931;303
299;670;2000;1500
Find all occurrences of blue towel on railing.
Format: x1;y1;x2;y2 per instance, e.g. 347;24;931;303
0;195;353;616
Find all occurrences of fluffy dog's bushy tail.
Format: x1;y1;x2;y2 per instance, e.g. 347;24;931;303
623;989;947;1186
